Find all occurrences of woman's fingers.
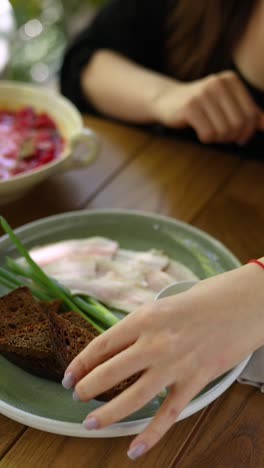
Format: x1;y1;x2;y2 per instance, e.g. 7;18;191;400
155;70;261;144
205;79;250;141
202;73;256;143
127;375;207;460
82;369;168;431
74;343;146;401
199;91;231;141
183;101;217;143
225;72;258;118
62;312;142;388
218;72;259;143
184;72;260;144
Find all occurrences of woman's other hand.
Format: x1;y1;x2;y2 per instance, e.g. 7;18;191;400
152;71;264;145
62;263;264;459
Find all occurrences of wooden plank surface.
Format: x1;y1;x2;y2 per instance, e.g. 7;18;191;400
0;117;151;228
194;158;264;262
169;384;263;468
0;413;204;468
88;136;241;221
0;415;25;461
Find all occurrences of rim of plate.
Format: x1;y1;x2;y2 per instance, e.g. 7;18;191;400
0;209;245;437
0;356;251;437
0;209;242;269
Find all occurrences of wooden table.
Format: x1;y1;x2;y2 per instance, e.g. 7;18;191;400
1;115;264;468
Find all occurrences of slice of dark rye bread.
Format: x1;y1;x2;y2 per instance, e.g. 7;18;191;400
0;320;64;380
48;310;140;402
0;287;47;337
0;287;62;380
0;304;90;381
48;310;99;367
0;294;97;382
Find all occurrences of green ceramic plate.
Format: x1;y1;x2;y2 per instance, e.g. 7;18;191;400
0;210;251;437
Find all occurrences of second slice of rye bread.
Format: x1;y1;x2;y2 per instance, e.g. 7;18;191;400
48;309;99;370
48;309;139;402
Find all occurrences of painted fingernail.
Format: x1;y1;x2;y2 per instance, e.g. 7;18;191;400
158;387;168;398
72;390;80;401
62;372;75;389
127;443;147;460
83;416;99;430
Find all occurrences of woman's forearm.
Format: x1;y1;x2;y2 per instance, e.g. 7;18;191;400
81;50;176;122
80;52;264;144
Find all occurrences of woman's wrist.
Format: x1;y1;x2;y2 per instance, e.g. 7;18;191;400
232;262;264;349
195;263;264;350
147;79;185;124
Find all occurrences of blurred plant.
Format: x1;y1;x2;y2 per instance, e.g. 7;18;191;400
60;0;106;15
3;0;107;84
59;0;107;36
10;0;106;28
9;0;42;27
5;0;66;84
0;0;15;74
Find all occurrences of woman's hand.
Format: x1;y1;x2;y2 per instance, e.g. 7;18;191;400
152;71;264;145
62;263;264;460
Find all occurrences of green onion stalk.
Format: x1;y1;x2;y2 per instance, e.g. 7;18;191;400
0;217;120;333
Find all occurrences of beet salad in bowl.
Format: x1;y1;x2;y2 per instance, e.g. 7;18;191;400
0;81;100;205
0;106;64;181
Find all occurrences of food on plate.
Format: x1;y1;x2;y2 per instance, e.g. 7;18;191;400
0;216;119;334
0;287;138;400
0;216;197;399
29;237;198;312
0;107;64;180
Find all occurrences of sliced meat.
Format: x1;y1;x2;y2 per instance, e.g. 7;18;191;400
22;238;198;313
29;238;118;267
43;257;96;279
116;249;169;271
61;272;155;313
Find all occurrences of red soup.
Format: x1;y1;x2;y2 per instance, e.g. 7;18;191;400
0;107;64;181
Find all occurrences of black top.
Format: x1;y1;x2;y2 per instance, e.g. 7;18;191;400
60;0;264;157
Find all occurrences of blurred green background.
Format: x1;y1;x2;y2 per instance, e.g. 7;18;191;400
0;0;106;85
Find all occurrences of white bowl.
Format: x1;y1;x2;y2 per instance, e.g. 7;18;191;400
156;280;199;299
0;81;100;204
